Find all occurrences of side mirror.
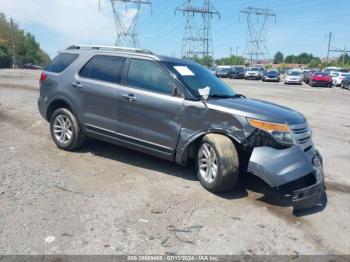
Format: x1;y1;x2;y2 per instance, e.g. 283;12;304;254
198;86;210;100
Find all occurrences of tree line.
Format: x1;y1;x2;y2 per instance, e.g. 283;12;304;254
273;51;350;68
0;13;50;68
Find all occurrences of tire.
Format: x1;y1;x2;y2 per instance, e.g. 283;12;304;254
196;134;239;193
341;82;344;89
50;108;85;151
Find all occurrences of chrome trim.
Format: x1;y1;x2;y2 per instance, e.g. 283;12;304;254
84;123;173;152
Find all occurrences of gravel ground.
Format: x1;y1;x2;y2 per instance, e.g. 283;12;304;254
0;69;349;255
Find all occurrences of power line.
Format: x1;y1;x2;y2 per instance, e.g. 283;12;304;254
240;6;276;66
176;0;220;64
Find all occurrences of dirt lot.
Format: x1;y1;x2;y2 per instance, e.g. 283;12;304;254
0;69;350;255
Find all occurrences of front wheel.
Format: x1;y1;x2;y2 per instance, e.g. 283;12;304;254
196;134;239;193
50;108;85;151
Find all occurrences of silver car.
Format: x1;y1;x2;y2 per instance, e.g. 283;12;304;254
284;71;303;85
38;45;325;211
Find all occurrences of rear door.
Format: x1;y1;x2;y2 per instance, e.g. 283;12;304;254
116;58;184;159
74;54;126;132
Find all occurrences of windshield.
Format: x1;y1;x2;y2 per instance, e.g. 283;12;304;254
250;67;260;71
287;71;301;76
165;62;236;98
234;67;245;72
266;71;278;75
315;72;329;76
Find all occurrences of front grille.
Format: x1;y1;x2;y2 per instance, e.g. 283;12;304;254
290;122;313;151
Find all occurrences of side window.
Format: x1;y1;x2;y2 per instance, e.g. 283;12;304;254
127;59;174;95
45;53;78;73
79;55;125;84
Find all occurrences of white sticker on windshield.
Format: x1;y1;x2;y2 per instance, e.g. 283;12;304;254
174;66;195;76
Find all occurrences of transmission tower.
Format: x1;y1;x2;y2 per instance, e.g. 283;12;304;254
240;7;276;66
176;0;220;64
107;0;151;47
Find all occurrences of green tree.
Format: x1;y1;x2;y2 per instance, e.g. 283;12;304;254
273;51;284;64
308;58;321;68
284;55;297;64
0;12;50;68
214;55;245;66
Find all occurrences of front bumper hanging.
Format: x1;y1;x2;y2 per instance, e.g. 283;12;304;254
292;153;325;210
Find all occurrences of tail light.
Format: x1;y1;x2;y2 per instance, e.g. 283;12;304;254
40;71;47;83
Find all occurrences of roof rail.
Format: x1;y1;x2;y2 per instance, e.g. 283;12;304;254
66;45;153;55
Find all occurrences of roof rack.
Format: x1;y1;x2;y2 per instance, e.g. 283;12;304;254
66;45;153;55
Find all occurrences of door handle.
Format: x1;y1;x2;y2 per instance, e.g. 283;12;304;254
72;81;82;89
122;94;136;102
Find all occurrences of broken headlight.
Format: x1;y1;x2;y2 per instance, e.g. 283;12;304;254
247;118;295;146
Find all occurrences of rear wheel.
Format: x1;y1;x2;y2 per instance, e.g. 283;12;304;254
50;108;85;151
196;134;239;193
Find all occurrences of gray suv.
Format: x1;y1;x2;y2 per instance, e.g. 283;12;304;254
38;45;325;210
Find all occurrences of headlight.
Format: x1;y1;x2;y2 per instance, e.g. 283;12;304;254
247;118;295;146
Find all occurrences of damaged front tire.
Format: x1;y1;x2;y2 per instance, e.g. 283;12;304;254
196;134;239;193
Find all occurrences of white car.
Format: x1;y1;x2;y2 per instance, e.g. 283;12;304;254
331;72;350;87
284;71;303;85
244;67;262;80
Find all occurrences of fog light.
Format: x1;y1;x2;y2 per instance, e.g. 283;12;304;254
313;155;323;181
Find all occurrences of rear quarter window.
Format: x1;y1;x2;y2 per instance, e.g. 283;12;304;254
79;55;125;84
45;53;79;73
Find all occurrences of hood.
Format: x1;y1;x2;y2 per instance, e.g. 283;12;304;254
313;75;331;81
246;70;259;75
207;98;305;124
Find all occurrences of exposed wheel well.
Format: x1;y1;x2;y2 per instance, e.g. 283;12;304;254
46;100;72;121
184;132;250;172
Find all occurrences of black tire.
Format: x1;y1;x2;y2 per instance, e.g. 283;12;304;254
196;134;239;193
341;82;344;89
50;108;85;151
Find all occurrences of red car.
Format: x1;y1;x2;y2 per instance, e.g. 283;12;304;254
309;72;332;87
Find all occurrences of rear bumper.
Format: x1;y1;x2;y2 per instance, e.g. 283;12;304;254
312;81;332;87
37;96;47;120
245;75;260;79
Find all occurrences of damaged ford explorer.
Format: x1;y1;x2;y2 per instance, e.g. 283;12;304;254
38;45;325;210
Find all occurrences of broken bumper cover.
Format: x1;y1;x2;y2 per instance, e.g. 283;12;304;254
248;146;325;210
292;153;325;210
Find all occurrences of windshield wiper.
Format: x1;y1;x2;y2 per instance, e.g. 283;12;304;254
209;94;246;99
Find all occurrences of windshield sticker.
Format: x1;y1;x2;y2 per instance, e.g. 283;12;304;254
174;66;195;76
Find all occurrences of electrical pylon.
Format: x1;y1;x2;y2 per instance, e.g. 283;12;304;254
176;0;220;64
240;6;276;65
108;0;152;47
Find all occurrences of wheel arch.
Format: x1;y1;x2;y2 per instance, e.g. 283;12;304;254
175;130;243;166
46;97;77;122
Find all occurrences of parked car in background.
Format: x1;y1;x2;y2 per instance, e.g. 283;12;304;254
332;72;350;86
340;75;350;89
309;72;332;87
21;63;44;70
229;66;245;79
262;70;280;82
284;71;303;85
324;66;341;74
303;70;316;84
244;67;262;80
205;66;217;75
215;68;232;78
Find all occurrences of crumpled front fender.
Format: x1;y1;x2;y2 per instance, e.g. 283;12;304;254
248;146;314;187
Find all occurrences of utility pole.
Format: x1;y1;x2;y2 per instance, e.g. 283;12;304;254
240;7;276;66
10;18;16;69
176;0;220;65
236;46;239;56
103;0;152;47
327;33;350;65
326;32;332;65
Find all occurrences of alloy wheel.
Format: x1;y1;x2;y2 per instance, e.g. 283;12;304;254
53;114;73;144
198;143;218;184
